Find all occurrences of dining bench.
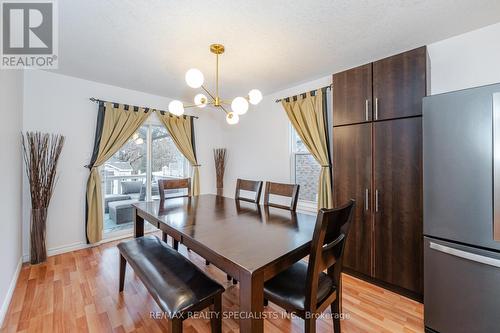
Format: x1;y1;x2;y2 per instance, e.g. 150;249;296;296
117;236;224;333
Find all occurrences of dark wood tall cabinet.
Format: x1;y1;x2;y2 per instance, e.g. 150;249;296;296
332;64;373;126
373;47;427;120
332;47;426;299
373;118;423;294
333;123;372;277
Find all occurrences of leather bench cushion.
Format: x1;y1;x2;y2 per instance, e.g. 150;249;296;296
264;260;335;311
118;236;224;317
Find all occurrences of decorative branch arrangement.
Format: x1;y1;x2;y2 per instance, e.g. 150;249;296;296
213;148;227;196
22;132;65;264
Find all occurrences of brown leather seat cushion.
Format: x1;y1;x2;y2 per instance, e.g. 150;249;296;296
118;236;224;318
264;260;334;310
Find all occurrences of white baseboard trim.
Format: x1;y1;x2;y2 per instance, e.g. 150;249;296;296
0;257;23;328
49;241;89;256
22;229;157;262
22;241;88;262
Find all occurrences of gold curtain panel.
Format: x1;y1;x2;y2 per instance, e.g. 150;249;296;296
86;103;149;243
156;112;200;196
281;89;333;209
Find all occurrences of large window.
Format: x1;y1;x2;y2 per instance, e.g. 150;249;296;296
102;113;189;233
290;128;321;203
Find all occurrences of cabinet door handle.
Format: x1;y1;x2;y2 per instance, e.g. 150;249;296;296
375;98;379;120
365;99;369;121
375;189;379;212
365;188;369;211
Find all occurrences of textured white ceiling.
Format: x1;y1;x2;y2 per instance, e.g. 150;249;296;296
52;0;500;100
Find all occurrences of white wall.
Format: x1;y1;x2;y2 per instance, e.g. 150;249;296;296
222;76;331;205
22;70;223;259
0;70;24;325
428;22;500;95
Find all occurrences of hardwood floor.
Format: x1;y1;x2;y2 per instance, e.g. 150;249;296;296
1;234;423;333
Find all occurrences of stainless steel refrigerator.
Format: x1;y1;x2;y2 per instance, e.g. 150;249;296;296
423;83;500;333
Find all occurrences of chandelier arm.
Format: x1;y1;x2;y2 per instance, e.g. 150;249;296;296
218;104;229;114
201;85;217;101
184;101;215;109
220;96;249;105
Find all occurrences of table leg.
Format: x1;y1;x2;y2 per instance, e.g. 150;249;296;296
134;208;144;238
239;271;264;333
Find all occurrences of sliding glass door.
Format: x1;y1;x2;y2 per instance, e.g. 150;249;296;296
101;114;189;235
151;125;190;200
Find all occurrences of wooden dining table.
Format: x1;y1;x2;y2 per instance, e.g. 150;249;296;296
133;194;317;333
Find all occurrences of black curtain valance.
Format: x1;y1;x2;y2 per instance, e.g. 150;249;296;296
89;97;199;119
275;84;332;103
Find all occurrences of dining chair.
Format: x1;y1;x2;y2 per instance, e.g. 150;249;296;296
263;199;355;333
158;178;191;201
263;181;300;211
234;178;263;203
226;178;264;284
158;178;191;250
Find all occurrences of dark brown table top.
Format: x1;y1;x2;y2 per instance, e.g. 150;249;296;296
133;194;317;273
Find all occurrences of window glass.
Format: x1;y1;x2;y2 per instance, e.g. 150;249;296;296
151;125;189;199
102;121;188;233
291;128;321;203
102;125;147;199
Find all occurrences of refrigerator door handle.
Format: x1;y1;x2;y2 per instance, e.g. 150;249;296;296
429;241;500;268
494;92;500;241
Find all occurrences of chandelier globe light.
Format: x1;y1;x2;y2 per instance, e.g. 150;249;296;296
248;89;263;105
226;112;239;125
185;69;204;88
194;93;208;108
168;100;185;116
168;43;262;124
231;97;249;115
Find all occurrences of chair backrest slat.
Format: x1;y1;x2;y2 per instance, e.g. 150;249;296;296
264;181;300;211
158;178;191;201
235;178;263;204
304;200;355;311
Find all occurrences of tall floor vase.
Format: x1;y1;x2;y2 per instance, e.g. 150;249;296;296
22;132;65;265
30;208;48;264
214;148;226;197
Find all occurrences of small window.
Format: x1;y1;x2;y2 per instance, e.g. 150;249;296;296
291;128;321;203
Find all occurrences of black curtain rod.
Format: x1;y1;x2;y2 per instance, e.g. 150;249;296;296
275;84;332;103
88;97;199;119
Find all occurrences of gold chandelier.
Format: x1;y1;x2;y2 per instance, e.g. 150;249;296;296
168;44;263;124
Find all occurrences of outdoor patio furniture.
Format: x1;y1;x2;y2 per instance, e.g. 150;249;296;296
109;199;138;225
121;180;143;195
104;194;131;213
